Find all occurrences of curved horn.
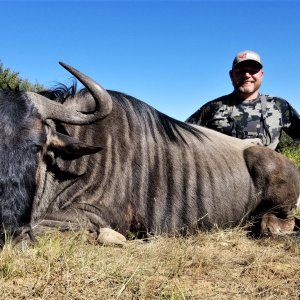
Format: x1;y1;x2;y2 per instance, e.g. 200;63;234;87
28;63;113;124
28;92;106;125
59;62;113;119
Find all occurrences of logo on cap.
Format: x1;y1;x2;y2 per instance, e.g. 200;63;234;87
239;53;247;59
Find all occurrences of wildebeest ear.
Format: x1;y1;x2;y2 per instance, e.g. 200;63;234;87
48;131;102;156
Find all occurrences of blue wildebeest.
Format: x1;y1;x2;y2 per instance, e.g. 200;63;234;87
0;62;299;246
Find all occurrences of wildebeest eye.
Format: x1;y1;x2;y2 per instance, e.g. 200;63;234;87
31;145;43;154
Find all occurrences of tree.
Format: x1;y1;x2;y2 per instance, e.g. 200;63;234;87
0;61;44;92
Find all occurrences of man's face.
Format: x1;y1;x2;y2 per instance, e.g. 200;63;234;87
230;61;264;96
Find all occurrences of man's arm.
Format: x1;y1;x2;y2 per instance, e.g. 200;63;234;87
277;98;300;141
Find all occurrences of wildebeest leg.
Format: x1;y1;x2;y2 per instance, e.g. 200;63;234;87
32;206;126;246
244;146;300;237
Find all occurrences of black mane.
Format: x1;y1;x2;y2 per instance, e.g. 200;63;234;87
40;83;203;144
39;81;78;102
0;91;42;241
109;90;203;144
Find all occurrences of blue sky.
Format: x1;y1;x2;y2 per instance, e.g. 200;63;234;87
1;1;300;121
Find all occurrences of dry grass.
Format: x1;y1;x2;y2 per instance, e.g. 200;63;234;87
1;228;300;300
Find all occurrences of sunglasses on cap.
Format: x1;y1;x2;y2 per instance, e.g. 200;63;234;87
233;67;262;75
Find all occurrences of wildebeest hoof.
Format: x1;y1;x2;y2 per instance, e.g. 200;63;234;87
12;226;37;250
14;237;36;251
260;213;295;236
245;138;263;146
97;228;126;246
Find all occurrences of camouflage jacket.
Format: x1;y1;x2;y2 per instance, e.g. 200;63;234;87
186;93;300;150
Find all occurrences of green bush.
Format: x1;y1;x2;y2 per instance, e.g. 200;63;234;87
281;145;300;168
277;131;299;151
0;61;44;92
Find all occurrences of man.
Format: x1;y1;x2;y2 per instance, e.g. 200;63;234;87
186;50;300;150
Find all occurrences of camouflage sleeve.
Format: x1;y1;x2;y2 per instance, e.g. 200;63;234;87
275;98;300;140
186;100;221;126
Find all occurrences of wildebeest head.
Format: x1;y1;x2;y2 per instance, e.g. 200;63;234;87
0;63;110;245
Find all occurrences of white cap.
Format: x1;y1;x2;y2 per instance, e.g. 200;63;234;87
232;50;263;69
